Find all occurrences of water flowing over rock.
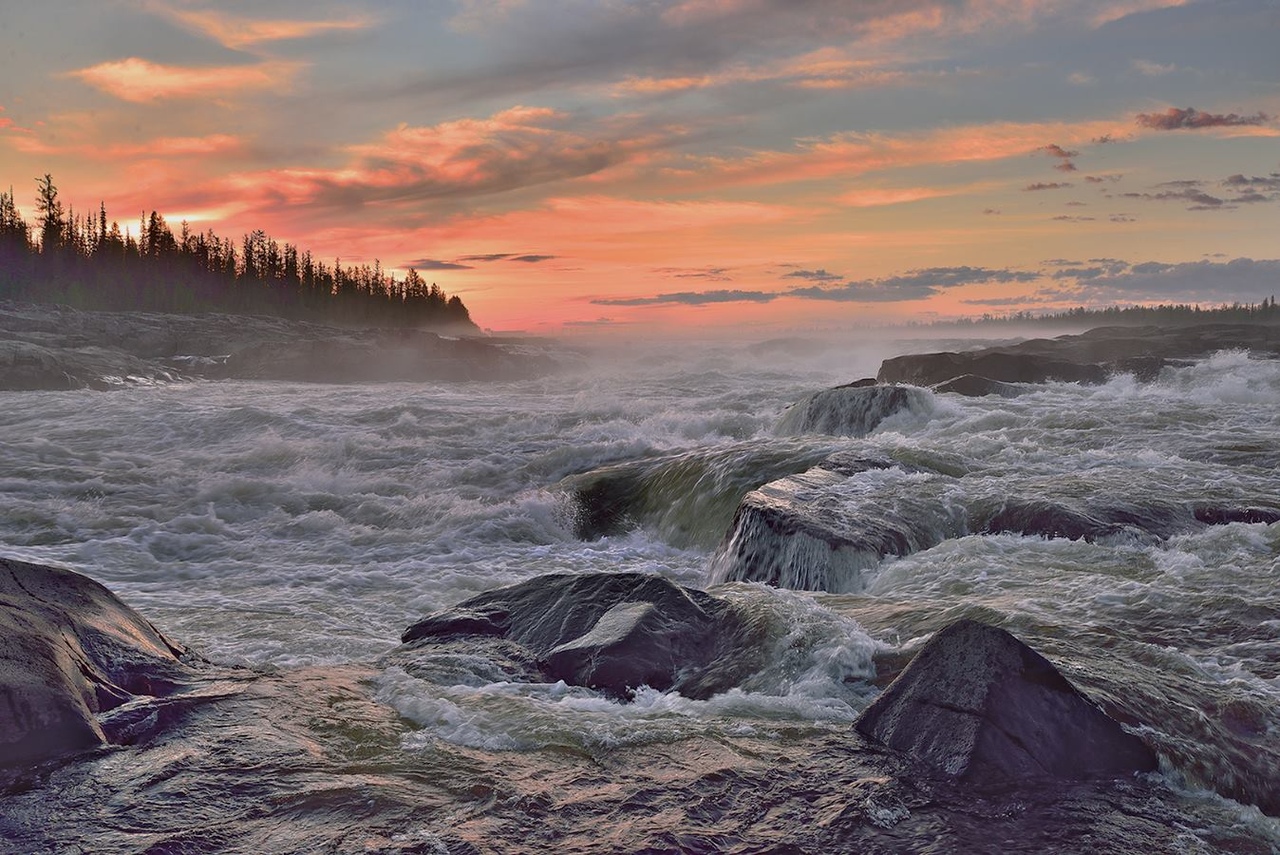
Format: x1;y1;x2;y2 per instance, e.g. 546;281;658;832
397;572;748;698
712;459;1276;592
775;384;935;437
709;456;954;593
0;557;196;766
559;442;835;547
854;619;1157;784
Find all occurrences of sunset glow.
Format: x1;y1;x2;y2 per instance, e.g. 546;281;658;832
2;1;1277;333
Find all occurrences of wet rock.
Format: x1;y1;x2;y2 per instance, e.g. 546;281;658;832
854;619;1157;785
399;572;730;698
878;351;1107;387
0;340;178;390
559;443;835;546
775;384;934;437
708;455;960;593
0;557;197;767
930;374;1028;398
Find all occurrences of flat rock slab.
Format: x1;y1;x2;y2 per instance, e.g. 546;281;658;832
854;619;1156;785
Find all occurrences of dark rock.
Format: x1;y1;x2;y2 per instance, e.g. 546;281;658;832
1104;356;1171;382
877;323;1280;388
399;572;731;697
775;384;933;437
0;557;197;767
930;374;1028;398
0;340;180;391
879;351;1107;387
978;499;1121;541
854;620;1157;785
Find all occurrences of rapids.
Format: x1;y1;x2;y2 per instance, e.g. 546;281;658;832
1;335;1278;851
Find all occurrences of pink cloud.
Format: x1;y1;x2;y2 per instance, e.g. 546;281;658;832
65;58;302;102
156;6;375;49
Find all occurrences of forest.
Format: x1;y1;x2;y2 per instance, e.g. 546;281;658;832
0;175;474;330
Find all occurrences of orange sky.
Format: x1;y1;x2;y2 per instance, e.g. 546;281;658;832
2;1;1278;333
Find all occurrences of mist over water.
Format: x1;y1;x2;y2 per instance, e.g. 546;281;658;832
2;332;1278;847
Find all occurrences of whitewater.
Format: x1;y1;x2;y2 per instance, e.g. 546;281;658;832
1;334;1278;852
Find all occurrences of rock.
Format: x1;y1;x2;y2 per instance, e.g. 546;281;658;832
0;340;180;391
930;374;1027;398
854;619;1157;785
0;300;556;387
775;384;934;437
0;557;196;767
876;323;1280;388
558;443;834;547
708;456;956;593
399;572;731;698
543;601;704;696
878;351;1107;387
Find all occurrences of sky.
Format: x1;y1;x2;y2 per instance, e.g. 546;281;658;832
1;0;1277;334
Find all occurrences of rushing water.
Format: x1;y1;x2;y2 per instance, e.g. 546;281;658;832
1;335;1278;851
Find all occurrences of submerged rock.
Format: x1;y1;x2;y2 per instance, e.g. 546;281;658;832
0;557;197;767
398;572;740;698
854;619;1157;785
775;384;933;437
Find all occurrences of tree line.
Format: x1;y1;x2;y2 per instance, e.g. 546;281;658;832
934;299;1280;330
0;175;474;330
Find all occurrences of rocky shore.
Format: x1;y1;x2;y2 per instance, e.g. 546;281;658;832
5;557;1272;854
0;301;557;389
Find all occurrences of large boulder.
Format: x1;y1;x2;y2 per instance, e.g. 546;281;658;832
854;620;1157;784
0;557;196;767
398;572;735;698
709;455;958;593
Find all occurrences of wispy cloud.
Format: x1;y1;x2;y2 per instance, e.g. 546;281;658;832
65;58;301;102
595;288;778;306
789;266;1040;303
781;268;842;282
154;5;375;50
406;258;475;270
1132;59;1176;76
